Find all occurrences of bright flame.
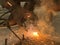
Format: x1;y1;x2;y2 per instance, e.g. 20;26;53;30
32;32;39;37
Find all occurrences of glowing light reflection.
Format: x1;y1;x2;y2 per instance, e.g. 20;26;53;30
32;32;39;37
7;2;12;6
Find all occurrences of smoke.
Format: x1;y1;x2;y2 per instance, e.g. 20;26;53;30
33;1;55;35
7;0;60;45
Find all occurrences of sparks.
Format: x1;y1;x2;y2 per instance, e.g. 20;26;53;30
32;32;39;37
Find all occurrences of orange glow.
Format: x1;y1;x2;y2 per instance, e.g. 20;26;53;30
25;13;31;18
32;32;39;37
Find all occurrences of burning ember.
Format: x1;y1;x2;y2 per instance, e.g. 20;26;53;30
32;32;39;37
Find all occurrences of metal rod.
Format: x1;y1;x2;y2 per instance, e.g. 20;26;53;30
6;20;21;41
0;18;21;40
8;26;21;41
0;8;14;18
0;10;11;18
5;38;7;45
